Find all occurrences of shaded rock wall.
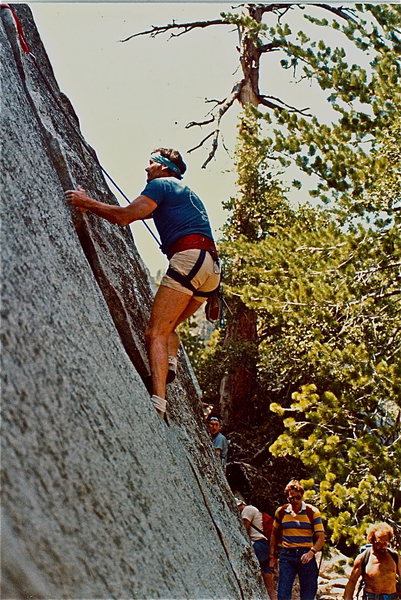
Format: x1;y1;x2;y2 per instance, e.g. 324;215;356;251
0;5;266;599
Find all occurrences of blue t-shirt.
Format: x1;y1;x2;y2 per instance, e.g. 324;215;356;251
141;177;214;254
212;432;228;467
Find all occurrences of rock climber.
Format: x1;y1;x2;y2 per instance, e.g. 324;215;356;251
65;148;220;419
343;522;401;600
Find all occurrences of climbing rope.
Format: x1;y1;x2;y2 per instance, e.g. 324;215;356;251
1;3;162;249
1;3;30;53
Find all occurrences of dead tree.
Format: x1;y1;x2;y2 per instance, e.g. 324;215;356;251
122;3;354;167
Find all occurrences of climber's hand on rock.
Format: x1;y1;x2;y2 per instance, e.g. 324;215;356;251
65;188;91;213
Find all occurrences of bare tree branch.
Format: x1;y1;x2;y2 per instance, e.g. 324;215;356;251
259;4;296;17
187;130;216;153
205;98;226;106
187;81;242;129
202;131;221;169
120;18;229;43
258;42;282;54
187;81;243;166
186;115;216;128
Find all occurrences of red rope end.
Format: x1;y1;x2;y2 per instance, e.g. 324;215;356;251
1;4;31;54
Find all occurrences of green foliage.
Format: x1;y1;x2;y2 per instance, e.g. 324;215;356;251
177;317;207;372
222;110;292;243
174;4;401;547
270;383;401;548
264;122;400;546
238;4;401;213
220;11;268;42
194;329;226;405
203;109;400;546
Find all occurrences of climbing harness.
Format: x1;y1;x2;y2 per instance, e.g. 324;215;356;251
166;248;224;322
1;3;161;249
166;249;218;298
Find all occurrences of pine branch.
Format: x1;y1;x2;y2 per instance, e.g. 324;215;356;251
348;288;401;306
260;95;312;116
312;4;359;24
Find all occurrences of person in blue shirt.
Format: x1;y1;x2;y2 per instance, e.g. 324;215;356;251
65;148;220;419
207;416;228;467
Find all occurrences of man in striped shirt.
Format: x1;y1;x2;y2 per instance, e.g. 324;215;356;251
269;479;325;600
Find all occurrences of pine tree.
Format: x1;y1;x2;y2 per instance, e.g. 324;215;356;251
125;5;401;433
228;116;401;547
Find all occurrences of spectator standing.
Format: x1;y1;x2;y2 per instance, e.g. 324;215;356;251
237;499;277;600
207;416;228;467
269;479;325;600
343;522;401;600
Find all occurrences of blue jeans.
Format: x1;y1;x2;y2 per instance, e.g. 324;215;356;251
278;548;318;600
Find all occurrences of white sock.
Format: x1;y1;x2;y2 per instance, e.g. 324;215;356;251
151;395;167;414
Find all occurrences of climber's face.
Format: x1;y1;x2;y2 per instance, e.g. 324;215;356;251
145;159;169;182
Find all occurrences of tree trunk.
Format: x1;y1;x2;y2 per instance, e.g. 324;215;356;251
219;300;258;430
219;7;262;431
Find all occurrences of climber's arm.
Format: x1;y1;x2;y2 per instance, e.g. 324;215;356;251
65;189;157;226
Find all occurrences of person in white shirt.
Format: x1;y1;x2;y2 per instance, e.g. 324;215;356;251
237;499;277;600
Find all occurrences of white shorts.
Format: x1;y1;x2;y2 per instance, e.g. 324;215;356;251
160;249;221;303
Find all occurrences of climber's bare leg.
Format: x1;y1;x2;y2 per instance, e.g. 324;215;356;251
145;285;202;399
167;296;203;358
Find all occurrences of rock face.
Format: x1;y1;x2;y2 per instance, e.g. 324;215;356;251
0;6;266;599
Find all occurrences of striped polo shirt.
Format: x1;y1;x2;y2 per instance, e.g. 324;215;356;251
273;502;324;548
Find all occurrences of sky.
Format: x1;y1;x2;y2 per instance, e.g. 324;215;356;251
25;2;375;275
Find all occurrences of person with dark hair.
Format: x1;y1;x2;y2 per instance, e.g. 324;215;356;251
65;148;220;419
269;479;325;600
344;523;401;600
207;416;228;466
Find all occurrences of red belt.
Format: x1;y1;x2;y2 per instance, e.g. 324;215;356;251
167;234;218;260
